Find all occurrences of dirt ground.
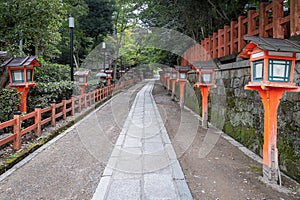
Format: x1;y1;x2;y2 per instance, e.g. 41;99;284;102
152;81;299;200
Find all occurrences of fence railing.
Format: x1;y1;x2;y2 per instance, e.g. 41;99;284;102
181;0;300;64
0;79;138;150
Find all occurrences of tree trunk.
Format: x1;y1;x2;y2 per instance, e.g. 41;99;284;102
0;68;9;88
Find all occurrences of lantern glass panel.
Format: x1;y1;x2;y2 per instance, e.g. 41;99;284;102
78;77;85;83
179;72;186;79
26;69;33;82
202;73;212;84
253;60;264;82
172;72;177;78
268;59;291;82
12;70;24;83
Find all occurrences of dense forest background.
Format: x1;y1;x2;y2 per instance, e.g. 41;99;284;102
0;0;267;67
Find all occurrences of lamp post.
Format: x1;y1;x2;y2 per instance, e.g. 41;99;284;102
102;42;106;70
1;56;40;113
69;16;74;81
175;65;192;108
239;36;300;184
194;68;216;128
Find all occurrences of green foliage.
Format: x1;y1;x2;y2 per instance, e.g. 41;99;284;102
28;81;80;111
28;60;80;111
0;0;65;57
0;88;20;122
34;59;71;82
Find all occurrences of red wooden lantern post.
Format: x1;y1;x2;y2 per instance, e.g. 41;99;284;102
74;70;90;95
239;36;300;184
170;69;178;99
176;65;192;108
194;68;216;128
165;69;171;91
1;56;40;113
105;70;113;85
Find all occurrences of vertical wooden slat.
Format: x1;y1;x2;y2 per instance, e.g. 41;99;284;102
212;32;218;59
290;0;300;37
238;16;246;51
259;1;268;37
272;0;284;38
218;29;224;58
224;25;230;56
247;10;257;36
230;21;237;54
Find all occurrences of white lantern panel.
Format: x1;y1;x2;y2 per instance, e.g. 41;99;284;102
268;59;291;82
179;72;186;79
202;73;212;84
78;77;85;83
172;72;177;78
253;61;264;82
26;70;33;82
12;70;24;82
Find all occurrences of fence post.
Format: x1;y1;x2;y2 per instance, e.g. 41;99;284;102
259;1;268;37
78;96;82;113
224;25;230;56
71;96;75;116
272;0;284;38
290;0;300;37
247;9;257;36
230;21;237;54
35;105;42;137
93;90;96;103
13;111;22;150
218;29;224;58
51;100;56;127
238;16;246;51
84;93;87;108
62;98;67;120
212;32;217;59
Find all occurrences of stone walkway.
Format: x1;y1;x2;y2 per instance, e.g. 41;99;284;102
92;81;192;200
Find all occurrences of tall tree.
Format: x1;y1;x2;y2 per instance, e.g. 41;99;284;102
0;0;65;57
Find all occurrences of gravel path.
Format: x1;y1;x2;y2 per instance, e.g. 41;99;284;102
0;82;145;200
152;81;299;200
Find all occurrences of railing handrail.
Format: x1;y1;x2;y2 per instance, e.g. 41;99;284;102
181;0;300;64
0;78;140;150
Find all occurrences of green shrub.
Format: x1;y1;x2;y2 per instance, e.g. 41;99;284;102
34;59;71;83
0;88;20;122
28;81;80;111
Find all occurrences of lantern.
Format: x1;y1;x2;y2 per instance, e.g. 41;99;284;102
74;70;90;95
239;36;300;184
105;70;113;85
175;65;192;108
193;62;217;129
1;56;40;113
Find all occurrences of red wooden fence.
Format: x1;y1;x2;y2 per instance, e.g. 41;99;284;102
0;79;138;150
181;0;300;65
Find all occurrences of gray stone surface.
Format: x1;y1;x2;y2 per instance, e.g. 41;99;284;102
92;81;192;199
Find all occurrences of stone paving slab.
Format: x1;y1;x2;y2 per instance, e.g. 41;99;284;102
92;81;192;200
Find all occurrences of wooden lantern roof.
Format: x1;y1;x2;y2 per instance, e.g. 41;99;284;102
239;36;300;59
1;56;40;68
191;61;217;71
74;70;90;76
175;65;192;72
